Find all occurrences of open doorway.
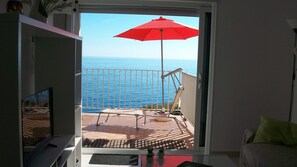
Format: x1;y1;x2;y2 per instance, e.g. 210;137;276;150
76;1;215;157
80;13;199;150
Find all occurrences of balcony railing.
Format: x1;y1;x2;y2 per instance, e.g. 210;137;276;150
82;68;182;112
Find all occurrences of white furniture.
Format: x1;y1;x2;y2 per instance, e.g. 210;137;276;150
0;13;82;167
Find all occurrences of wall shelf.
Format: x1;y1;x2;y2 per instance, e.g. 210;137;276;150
57;150;72;167
28;135;74;167
0;13;82;167
0;13;81;40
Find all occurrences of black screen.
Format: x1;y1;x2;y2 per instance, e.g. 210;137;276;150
21;88;53;164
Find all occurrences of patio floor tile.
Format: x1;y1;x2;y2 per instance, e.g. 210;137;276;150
82;113;194;149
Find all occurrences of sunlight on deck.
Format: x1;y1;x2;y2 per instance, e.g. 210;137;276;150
82;113;194;149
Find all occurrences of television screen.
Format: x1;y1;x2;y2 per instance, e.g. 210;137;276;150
21;88;53;164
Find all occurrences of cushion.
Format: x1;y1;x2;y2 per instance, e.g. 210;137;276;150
253;116;297;145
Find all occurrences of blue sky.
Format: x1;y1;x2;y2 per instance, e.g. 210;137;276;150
80;14;199;60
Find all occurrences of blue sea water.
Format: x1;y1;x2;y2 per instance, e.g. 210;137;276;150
82;56;197;112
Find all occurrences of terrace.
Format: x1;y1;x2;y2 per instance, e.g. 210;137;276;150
81;68;197;150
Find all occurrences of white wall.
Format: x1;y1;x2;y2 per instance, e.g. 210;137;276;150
0;0;7;13
291;45;297;124
211;0;297;152
21;37;35;97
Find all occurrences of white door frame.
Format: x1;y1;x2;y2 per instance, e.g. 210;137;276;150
75;0;217;154
198;4;217;155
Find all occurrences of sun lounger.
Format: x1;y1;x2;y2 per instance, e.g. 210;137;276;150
96;109;147;129
96;85;186;134
96;68;186;134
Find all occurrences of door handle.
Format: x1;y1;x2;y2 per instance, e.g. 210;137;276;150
198;73;202;89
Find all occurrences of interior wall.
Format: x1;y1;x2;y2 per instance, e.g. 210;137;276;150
292;87;297;123
21;37;35;97
0;0;30;14
211;0;297;151
0;0;7;13
291;44;297;123
0;1;36;97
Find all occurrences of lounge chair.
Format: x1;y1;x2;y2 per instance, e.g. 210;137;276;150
96;109;147;129
96;68;186;134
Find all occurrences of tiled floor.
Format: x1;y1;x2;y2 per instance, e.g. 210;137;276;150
81;113;241;166
82;111;195;149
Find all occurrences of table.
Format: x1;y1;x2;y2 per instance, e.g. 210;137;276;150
141;154;236;167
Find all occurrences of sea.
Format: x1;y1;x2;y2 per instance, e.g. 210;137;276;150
82;56;197;113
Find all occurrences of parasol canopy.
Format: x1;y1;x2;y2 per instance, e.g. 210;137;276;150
114;16;199;110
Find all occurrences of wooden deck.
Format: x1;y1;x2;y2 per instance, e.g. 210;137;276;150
82;112;195;149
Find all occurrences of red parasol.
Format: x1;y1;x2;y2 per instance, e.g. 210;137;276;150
114;16;199;110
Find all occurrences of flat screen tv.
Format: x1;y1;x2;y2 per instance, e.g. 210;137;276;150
21;88;53;165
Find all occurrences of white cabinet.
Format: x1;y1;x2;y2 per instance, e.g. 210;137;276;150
0;13;82;167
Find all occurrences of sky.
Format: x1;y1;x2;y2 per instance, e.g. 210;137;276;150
80;13;199;60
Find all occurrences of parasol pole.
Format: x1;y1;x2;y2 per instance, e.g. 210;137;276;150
161;29;165;112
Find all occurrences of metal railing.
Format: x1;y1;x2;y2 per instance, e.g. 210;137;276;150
82;68;182;112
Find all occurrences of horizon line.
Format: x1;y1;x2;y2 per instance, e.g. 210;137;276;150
83;55;197;61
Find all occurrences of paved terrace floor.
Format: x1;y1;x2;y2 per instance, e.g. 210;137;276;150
82;112;195;150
